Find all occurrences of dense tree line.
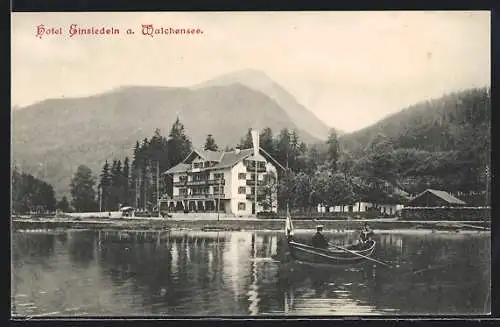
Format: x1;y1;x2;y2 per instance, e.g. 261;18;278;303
340;87;491;194
12;167;57;214
96;117;192;211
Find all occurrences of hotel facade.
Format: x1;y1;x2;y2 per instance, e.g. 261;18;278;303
162;148;283;216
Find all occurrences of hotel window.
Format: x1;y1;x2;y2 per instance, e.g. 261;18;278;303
238;173;246;180
214;173;224;180
238;186;246;194
238;202;246;211
214;186;224;195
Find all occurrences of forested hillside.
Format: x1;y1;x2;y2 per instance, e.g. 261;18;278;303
340;87;491;194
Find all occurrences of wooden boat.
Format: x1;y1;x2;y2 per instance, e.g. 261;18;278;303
287;239;376;265
284;214;377;265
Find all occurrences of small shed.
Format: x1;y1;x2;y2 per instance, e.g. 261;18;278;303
406;189;466;207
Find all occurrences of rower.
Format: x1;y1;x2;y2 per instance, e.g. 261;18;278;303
359;223;374;243
312;225;329;249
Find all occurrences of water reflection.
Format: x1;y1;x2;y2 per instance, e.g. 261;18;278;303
11;229;490;317
68;231;95;268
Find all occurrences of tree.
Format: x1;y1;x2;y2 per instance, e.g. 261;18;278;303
338;151;355;180
204;134;219;151
275;128;291;169
238;128;253;149
130;141;141;205
56;196;70;212
122;157;130;206
292;172;314;212
99;161;111;211
313;171;355;209
109;159;123;210
259;128;275;156
12;167;57;214
326;129;340;172
70;165;97;212
165;118;192;198
277;170;296;210
259;171;278;212
168;117;192;167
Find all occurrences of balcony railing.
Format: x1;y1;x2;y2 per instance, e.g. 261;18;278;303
246;165;266;172
171;193;226;201
246;179;265;186
173;178;225;187
246;193;267;201
207;178;225;185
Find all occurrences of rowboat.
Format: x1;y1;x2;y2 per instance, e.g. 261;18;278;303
284;214;378;266
287;239;376;265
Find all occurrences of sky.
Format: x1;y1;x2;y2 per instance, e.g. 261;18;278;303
11;11;490;132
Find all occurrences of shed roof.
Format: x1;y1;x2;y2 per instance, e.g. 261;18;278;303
410;189;466;205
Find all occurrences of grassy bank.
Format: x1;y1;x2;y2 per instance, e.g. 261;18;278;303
11;217;490;232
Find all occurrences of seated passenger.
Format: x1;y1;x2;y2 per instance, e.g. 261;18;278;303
359;223;374;243
312;225;329;249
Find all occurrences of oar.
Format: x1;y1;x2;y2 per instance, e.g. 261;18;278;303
328;242;393;268
292;245;358;262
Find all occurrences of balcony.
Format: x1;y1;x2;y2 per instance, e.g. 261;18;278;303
173;178;225;187
171;193;226;201
246;193;267;201
207;178;225;185
246;165;266;173
246;179;265;186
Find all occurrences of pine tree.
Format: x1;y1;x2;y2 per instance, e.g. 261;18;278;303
110;159;123;210
275;128;291;169
326;129;340;172
99;161;111;211
122;157;130;206
204;134;218;151
259;128;275;157
238;128;253;149
130;140;140;207
167;117;192;169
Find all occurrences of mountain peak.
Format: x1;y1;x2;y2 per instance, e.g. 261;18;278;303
195;69;333;140
195;68;274;89
217;68;272;81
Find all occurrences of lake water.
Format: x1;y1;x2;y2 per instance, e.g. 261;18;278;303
11;229;491;317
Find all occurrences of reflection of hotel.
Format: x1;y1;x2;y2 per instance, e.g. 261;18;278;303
222;232;280;315
163;148;284;215
223;232;253;302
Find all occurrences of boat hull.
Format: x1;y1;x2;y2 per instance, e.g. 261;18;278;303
288;240;376;265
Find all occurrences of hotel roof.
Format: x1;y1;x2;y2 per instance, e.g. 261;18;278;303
164;148;286;174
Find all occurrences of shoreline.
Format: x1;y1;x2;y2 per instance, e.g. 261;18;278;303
11;217;491;232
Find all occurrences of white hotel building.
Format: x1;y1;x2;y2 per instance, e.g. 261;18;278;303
162;148;284;216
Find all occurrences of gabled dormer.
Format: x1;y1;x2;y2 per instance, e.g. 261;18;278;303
182;149;225;170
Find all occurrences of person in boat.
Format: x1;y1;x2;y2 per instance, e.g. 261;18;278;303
312;225;329;249
359;223;374;243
